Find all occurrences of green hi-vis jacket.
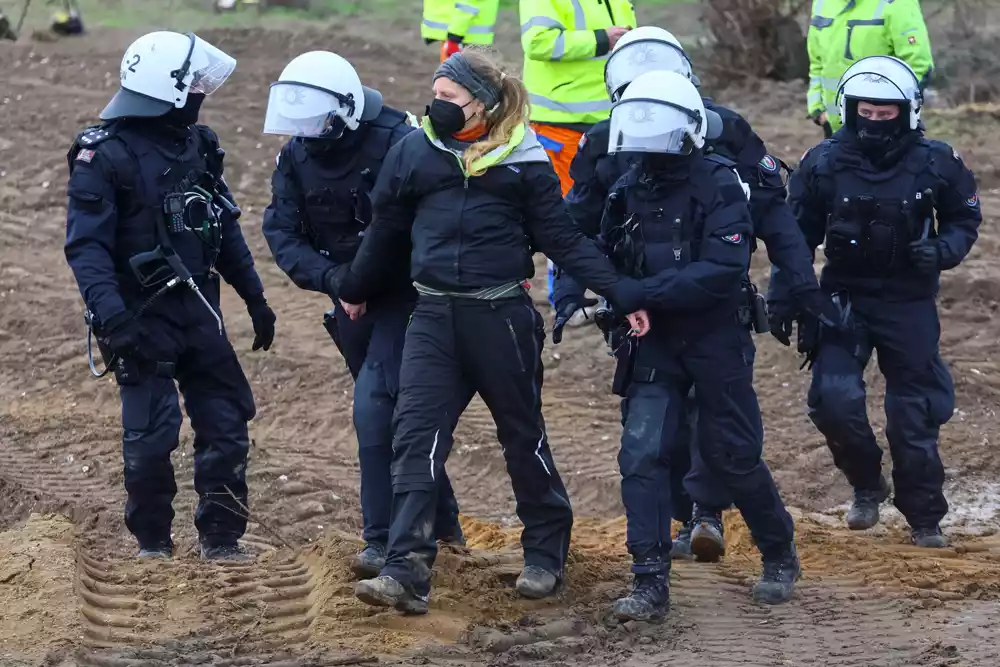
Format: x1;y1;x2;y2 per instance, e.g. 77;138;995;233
520;0;636;126
422;0;499;45
808;0;933;131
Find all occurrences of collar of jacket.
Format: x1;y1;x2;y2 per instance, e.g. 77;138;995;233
421;117;549;176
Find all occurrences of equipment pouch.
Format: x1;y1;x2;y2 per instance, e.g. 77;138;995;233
824;219;866;268
865;218;897;269
752;292;770;334
610;340;634;397
323;309;343;352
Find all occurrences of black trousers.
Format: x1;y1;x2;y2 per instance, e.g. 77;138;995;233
381;293;574;598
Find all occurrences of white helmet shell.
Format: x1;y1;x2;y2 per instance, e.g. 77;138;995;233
837;55;922;130
263;51;383;138
609;70;706;155
605;26;693;102
101;31;236;120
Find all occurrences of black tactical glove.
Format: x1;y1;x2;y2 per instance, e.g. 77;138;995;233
247;299;276;351
552;296;599;344
767;300;794;346
908;239;940;275
323;264;351;299
101;311;142;358
798;289;846;331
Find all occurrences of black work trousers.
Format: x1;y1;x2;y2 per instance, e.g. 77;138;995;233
381;292;574;599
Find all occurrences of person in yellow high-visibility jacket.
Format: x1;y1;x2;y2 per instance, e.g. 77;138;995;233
423;0;499;62
520;0;635;196
807;0;933;135
520;0;636;321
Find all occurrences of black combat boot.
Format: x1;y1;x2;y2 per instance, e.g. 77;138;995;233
351;542;387;579
911;525;948;548
846;475;890;530
137;540;174;560
355;574;429;615
690;505;725;562
515;565;559;599
613;572;670;622
670;521;694;560
200;542;254;562
751;545;801;604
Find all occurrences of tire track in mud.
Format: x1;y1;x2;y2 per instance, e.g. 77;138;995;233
75;545;326;667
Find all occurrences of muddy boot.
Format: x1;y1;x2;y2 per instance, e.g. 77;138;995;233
355;575;429;615
200;543;254;562
613;573;670;622
436;522;467;547
137;541;173;560
751;546;801;605
670;522;694;560
911;525;948;549
350;543;386;579
846;477;890;530
515;565;559;599
690;508;725;563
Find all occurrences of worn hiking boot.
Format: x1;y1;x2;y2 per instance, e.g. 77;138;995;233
350;543;386;579
200;543;254;562
670;522;694;560
911;525;948;549
515;565;559;599
690;508;726;563
355;575;429;615
137;541;173;560
846;477;890;530
751;546;801;605
613;573;670;622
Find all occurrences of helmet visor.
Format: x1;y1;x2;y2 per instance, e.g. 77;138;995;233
188;35;236;96
608;99;697;154
263;82;347;137
606;40;692;101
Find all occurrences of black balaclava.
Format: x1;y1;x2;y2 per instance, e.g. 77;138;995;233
164;92;206;127
849;99;909;159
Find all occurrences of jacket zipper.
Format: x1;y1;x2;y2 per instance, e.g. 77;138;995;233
506;317;527;372
601;0;616;25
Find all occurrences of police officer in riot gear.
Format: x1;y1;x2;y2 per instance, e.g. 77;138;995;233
602;71;800;621
261;51;464;578
64;31;276;561
557;26;836;563
786;55;980;548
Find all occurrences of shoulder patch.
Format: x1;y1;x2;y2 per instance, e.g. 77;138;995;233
275;152;281;167
953;148;961;161
966;192;979;208
759;154;778;172
75;148;96;163
578;133;588;151
721;233;744;245
800;148;811;163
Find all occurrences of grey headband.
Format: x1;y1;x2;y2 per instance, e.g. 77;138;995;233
433;53;502;111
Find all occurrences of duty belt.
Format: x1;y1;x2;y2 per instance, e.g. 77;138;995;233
415;281;526;300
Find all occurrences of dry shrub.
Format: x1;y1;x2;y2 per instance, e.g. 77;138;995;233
926;0;1000;105
701;0;811;84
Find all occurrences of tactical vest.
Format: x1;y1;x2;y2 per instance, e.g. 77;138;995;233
604;154;744;279
283;108;406;264
816;141;933;277
67;122;224;292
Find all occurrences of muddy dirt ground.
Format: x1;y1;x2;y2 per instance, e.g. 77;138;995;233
3;6;1000;666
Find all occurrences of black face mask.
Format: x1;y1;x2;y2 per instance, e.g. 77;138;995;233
426;98;471;137
164;92;206;127
854;116;903;154
645;152;692;177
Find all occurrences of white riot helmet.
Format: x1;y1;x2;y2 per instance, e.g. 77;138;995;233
101;31;236;120
605;26;694;103
263;51;383;139
609;70;707;155
837;55;922;130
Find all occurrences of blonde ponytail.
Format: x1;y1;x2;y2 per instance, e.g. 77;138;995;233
459;49;531;178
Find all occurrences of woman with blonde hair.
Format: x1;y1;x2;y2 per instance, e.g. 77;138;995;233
337;49;649;615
